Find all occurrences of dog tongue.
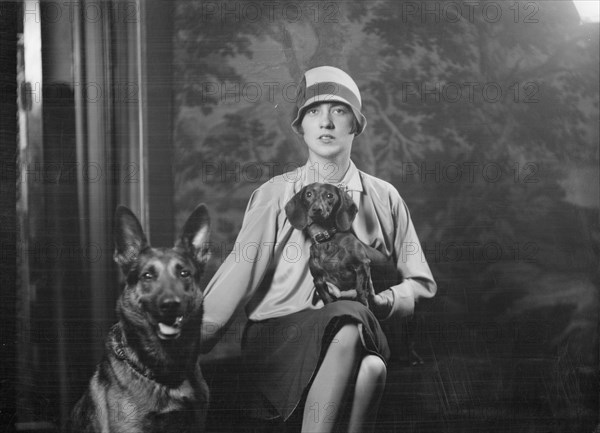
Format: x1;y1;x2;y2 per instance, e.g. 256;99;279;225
158;323;181;337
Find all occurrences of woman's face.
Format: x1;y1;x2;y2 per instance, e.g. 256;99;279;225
299;102;356;165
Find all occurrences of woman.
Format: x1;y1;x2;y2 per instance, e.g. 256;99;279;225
200;66;436;432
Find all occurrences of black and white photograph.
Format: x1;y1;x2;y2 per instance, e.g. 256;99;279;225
2;0;599;432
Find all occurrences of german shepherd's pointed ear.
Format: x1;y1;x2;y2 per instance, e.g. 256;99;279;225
335;189;358;232
113;206;149;272
285;186;309;230
176;204;211;265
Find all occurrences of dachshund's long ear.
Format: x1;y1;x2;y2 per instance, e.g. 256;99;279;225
285;187;309;230
335;189;358;232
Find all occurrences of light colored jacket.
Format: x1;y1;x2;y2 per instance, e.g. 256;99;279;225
201;161;436;351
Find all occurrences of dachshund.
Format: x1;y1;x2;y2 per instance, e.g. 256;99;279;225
286;184;428;365
285;182;386;307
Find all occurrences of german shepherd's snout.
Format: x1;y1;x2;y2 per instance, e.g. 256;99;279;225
69;204;211;433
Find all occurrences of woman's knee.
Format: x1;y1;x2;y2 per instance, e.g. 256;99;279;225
359;355;387;384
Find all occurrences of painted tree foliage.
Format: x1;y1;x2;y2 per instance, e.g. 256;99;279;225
174;0;598;427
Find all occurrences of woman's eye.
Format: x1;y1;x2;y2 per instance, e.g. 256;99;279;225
179;269;191;278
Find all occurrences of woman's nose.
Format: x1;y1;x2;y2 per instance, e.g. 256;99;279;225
319;111;334;128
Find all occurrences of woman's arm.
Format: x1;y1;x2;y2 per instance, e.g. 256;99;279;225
200;186;279;352
382;193;437;320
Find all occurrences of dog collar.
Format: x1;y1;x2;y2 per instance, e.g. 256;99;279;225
312;228;337;244
110;325;155;381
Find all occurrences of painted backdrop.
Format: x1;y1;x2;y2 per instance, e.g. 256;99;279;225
172;1;599;431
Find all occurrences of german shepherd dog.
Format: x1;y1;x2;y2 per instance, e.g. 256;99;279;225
70;205;211;433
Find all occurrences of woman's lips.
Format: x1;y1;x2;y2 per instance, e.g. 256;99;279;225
319;134;335;142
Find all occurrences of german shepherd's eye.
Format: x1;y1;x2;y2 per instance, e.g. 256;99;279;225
141;271;154;281
179;269;191;279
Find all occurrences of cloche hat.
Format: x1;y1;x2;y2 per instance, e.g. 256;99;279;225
291;66;367;136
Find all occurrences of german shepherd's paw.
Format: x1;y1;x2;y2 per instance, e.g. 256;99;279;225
70;204;211;433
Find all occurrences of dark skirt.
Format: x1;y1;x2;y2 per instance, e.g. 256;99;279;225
240;300;391;421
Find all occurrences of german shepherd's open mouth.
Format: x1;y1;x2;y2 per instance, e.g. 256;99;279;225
157;315;184;339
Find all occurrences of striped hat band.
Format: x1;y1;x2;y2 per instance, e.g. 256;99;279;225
296;82;362;112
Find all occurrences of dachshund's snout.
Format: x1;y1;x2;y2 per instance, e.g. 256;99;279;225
308;201;331;220
310;205;323;215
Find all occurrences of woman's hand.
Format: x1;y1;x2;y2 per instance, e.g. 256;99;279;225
325;283;357;300
326;282;394;320
368;290;394;320
367;276;394;320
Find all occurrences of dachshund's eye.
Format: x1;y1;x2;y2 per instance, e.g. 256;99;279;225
326;193;334;199
179;269;191;278
305;191;312;198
